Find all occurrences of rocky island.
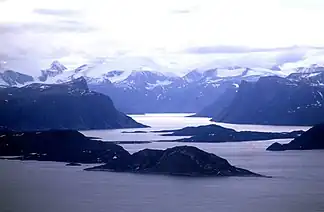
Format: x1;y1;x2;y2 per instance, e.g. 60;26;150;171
0;130;263;177
85;146;263;177
160;124;303;143
0;130;129;163
267;124;324;151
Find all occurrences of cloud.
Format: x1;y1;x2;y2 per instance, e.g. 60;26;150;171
0;21;96;34
33;8;80;17
0;44;72;74
170;9;192;14
275;51;307;65
185;45;324;54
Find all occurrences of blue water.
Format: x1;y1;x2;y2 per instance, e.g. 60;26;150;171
1;114;322;212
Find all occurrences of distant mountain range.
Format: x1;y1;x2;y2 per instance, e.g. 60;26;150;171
1;60;324;117
0;61;297;112
0;77;146;131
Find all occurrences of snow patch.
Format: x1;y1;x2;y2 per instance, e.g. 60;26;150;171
217;68;246;78
146;80;173;90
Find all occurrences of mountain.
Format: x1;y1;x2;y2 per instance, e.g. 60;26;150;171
39;61;67;82
1;60;316;114
295;64;324;74
0;70;34;87
212;76;324;126
287;65;324;85
0;77;146;131
90;66;287;113
267;124;324;151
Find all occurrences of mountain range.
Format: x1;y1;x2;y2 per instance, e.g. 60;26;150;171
0;60;306;113
1;60;324;123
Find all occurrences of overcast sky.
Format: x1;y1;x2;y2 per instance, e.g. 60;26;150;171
1;0;324;74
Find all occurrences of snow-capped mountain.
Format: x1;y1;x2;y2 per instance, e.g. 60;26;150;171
287;64;324;86
295;64;324;74
114;70;180;90
2;60;324;113
39;61;67;81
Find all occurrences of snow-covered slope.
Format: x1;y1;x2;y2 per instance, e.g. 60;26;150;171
3;60;324;114
183;66;288;85
34;57;179;86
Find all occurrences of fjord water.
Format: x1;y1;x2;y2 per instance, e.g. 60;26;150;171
1;114;324;212
82;113;311;141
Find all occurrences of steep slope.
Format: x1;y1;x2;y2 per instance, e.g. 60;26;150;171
194;88;238;117
213;76;324;126
0;77;146;131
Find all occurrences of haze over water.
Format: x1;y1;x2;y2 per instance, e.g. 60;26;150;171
1;114;323;212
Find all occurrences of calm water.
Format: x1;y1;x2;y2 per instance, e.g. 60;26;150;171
1;114;323;212
81;113;311;141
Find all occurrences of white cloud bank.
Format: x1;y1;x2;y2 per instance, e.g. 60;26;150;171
1;0;324;74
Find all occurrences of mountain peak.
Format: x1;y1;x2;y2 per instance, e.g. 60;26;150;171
39;61;68;82
50;61;67;72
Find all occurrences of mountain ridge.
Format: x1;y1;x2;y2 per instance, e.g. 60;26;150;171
2;61;324;114
0;77;147;131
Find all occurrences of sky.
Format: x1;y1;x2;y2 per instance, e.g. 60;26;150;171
1;0;324;75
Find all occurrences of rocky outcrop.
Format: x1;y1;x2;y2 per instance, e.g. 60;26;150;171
0;130;263;177
0;130;131;163
0;77;146;131
267;124;324;151
86;146;263;177
161;124;303;143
